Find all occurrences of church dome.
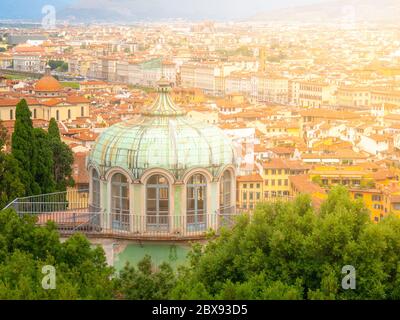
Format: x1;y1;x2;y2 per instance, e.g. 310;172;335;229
88;79;236;181
35;66;62;92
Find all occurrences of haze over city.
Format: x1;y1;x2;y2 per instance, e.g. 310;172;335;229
1;0;400;305
0;0;352;21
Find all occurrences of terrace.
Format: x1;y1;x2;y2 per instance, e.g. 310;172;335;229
4;189;241;241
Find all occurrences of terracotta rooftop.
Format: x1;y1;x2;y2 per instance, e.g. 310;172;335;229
35;75;63;92
289;175;325;194
237;174;263;182
262;158;309;170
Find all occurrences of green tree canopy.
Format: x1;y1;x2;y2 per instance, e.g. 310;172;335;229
164;187;400;300
0;152;25;209
48;118;60;139
48;60;68;72
0;209;114;299
114;255;177;300
0;120;7;149
11;102;73;196
2;185;400;300
33;128;56;194
47;118;74;192
11;99;40;195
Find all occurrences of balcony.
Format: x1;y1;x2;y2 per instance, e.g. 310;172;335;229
4;189;241;241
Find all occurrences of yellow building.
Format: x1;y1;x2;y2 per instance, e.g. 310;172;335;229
172;87;206;104
264;122;300;138
237;174;264;210
349;189;385;222
310;166;374;188
262;159;310;198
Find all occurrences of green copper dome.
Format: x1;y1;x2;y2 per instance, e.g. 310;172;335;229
88;79;236;180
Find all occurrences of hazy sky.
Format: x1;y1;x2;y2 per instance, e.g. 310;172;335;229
0;0;331;20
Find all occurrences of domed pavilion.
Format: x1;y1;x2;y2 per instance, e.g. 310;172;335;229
87;79;237;237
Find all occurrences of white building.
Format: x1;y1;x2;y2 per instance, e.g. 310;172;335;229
127;59;176;87
13;52;45;73
180;62;239;96
251;74;289;104
358;134;389;156
225;72;252;96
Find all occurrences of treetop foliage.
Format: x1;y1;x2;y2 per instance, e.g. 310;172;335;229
1;181;400;300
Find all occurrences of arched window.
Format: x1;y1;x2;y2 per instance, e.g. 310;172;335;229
219;170;232;214
91;169;101;209
33;109;37;119
146;174;169;231
187;174;207;231
68;109;71;119
9;109;13;120
81;106;84;117
111;173;130;231
56;110;59;121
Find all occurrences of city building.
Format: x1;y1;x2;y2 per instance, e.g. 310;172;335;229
236;174;263;210
261;159;310;199
0;67;90;122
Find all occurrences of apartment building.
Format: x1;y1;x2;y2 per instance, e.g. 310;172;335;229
127;59;176;87
358;134;390;156
349;189;385;222
237;174;264;210
251;73;289;104
13;51;45;73
225;72;252;96
0;53;13;69
295;81;336;107
261;159;310;198
371;90;400;107
68;57;93;77
309;166;373;189
180;62;238;96
336;86;371;108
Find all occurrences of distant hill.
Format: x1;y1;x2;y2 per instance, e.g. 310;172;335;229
251;0;400;24
58;0;254;23
2;0;398;24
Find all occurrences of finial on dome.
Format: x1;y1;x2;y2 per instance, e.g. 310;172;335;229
156;77;172;93
141;77;186;117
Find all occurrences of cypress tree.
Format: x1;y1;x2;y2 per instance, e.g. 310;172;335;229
11;99;40;195
33;128;56;194
48;117;60;139
0;152;25;209
0;121;25;208
48;118;74;192
0;120;7;149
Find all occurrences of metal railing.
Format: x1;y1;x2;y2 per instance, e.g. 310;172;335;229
4;189;89;214
3;190;242;240
53;213;240;239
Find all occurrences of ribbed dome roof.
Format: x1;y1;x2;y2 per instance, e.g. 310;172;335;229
88;79;236;180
